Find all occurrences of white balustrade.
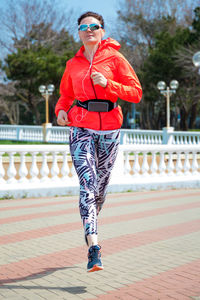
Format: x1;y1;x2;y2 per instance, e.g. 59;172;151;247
0;144;199;198
1;125;200;145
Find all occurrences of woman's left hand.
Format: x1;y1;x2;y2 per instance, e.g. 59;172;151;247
91;72;107;88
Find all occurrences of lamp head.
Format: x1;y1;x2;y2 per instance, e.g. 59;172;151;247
39;85;46;94
47;84;55;93
157;81;166;91
170;80;179;90
192;51;200;68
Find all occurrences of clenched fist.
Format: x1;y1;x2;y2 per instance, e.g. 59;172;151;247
57;110;70;126
91;72;107;88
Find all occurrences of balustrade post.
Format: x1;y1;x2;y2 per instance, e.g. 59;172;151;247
167;152;175;176
141;151;149;176
132;151;140;177
19;152;28;182
158;151;166;175
7;152;17;183
61;151;70;181
51;152;59;181
30;152;39;182
124;152;131;175
40;152;50;181
150;151;158;176
120;131;126;145
162;127;174;144
70;163;77;179
175;151;183;175
191;151;199;175
0;152;5;183
111;147;124;179
183;152;191;175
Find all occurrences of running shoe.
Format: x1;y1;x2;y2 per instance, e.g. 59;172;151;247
87;245;104;272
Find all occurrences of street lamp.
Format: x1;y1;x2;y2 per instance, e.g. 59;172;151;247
39;84;55;124
39;84;55;142
157;80;179;128
192;51;200;74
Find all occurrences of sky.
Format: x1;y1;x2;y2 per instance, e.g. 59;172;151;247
60;0;119;39
0;0;119;38
0;0;120;61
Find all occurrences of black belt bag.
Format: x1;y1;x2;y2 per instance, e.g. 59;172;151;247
76;99;118;112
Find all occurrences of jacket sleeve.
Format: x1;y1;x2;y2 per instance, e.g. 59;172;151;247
105;56;142;103
55;60;75;117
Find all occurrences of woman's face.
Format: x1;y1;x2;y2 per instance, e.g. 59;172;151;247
78;16;105;47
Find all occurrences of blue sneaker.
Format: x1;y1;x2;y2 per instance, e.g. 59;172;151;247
87;245;104;272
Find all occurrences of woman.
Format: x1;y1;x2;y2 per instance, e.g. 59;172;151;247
55;11;142;272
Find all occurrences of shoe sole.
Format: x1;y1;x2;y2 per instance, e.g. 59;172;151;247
87;264;104;273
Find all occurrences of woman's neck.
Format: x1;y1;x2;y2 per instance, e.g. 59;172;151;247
83;43;99;64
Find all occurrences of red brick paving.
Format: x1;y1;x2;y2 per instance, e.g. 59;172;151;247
0;218;199;285
0;199;199;245
0;190;199;300
92;259;200;300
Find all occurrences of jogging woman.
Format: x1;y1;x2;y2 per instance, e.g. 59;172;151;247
55;11;142;272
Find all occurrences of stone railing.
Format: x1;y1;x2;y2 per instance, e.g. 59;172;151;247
1;124;200;144
0;144;199;198
0;124;70;143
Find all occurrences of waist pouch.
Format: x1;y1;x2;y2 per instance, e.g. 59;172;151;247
76;99;118;112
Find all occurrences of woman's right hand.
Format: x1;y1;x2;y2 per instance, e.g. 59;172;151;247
57;110;70;126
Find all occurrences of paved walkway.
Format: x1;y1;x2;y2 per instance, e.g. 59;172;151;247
0;189;200;300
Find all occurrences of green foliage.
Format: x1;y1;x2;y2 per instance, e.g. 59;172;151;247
1;23;79;125
139;7;200;129
117;1;200;130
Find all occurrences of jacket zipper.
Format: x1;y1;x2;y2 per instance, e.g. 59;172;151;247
89;61;102;130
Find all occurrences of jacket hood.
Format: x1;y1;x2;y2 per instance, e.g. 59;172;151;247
75;38;121;57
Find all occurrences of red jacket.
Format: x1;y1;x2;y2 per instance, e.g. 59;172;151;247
55;38;142;130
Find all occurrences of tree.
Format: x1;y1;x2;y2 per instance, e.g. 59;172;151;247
174;41;200;130
116;0;200;129
0;0;79;125
0;0;75;55
140;7;200;130
0;82;22;124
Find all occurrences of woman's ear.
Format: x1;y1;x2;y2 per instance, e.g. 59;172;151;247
101;29;105;39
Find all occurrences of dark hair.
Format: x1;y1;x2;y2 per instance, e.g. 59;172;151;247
77;11;104;29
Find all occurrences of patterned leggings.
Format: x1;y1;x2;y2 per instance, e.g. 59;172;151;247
69;127;120;236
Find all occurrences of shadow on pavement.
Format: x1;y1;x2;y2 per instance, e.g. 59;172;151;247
0;284;87;295
0;266;81;287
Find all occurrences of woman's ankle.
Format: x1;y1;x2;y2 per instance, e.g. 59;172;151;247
87;234;98;247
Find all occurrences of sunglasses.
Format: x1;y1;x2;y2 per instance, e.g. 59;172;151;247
78;23;103;31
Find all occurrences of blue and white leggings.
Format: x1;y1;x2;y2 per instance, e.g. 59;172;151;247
69;127;120;237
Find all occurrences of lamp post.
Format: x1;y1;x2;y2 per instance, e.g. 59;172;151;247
39;84;55;142
157;80;179;129
192;51;200;74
